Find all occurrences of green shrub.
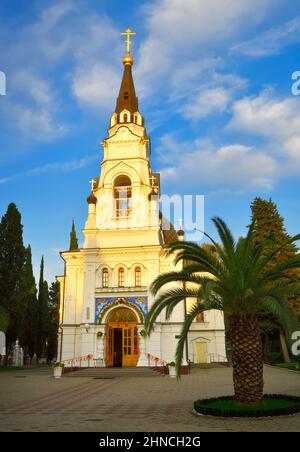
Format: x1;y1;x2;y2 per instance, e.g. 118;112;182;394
266;351;283;364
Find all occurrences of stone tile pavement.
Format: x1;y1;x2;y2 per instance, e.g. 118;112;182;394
0;365;299;432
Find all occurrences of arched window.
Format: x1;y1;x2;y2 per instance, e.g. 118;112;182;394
114;175;132;218
118;267;125;287
135;266;141;287
134;115;138;124
123;114;128;123
102;268;109;288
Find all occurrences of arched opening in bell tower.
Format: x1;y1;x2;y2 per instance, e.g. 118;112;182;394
113;175;132;218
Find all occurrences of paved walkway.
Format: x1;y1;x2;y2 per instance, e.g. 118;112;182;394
0;366;299;432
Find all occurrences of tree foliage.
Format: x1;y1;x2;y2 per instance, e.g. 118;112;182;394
0;203;59;362
0;306;9;332
69;220;78;251
251;197;300;319
47;281;59;363
145;217;300;404
19;245;37;360
36;257;50;360
0;203;25;350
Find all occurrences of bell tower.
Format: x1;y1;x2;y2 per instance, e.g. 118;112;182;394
83;29;161;249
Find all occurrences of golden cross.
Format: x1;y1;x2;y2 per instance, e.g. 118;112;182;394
120;28;136;55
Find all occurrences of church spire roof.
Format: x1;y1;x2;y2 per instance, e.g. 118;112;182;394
115;63;138;114
115;28;138;115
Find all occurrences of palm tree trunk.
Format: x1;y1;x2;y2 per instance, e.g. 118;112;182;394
231;316;264;404
279;329;291;363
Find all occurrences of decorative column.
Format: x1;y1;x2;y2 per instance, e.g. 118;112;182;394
137;326;148;367
95;327;106;367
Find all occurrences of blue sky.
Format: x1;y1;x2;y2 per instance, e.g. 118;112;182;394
1;0;300;282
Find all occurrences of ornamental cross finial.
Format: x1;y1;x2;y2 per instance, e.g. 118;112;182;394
120;28;136;55
89;179;95;192
150;175;156;187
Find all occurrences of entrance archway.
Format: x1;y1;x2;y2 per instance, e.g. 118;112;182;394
105;308;139;367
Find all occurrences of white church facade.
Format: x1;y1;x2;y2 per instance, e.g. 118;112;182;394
57;31;226;369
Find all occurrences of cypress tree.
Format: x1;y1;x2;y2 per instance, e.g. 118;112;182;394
36;257;49;360
69;220;78;251
47;281;60;363
251;197;300;362
0;203;25;352
251;197;298;264
19;245;37;361
251;197;300;315
0;306;9;332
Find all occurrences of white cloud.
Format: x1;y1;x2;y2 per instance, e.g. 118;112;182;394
0;1;120;140
136;0;274;94
180;87;232;119
159;135;277;190
0;154;97;185
231;16;300;58
176;71;247;119
228;89;300;142
158;88;300;191
170;57;222;95
72;62;119;110
284;136;300;160
0;71;66;142
0;1;77;66
225;90;300;178
13;106;66;142
13;71;54;107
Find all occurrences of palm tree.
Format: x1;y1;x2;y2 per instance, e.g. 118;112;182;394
145;217;300;405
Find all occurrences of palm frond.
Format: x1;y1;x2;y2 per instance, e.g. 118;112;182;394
175;299;222;377
150;270;213;296
145;287;202;335
260;295;299;343
212;217;235;258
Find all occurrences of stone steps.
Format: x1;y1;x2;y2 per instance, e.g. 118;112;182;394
64;367;164;378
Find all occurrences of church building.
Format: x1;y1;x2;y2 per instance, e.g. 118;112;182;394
57;30;226;368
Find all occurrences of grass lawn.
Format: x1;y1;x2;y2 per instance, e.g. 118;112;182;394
207;398;297;411
275;363;300;371
194;395;300;417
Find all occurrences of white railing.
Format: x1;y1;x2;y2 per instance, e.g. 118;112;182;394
207;353;227;363
63;354;93;368
147;353;167;367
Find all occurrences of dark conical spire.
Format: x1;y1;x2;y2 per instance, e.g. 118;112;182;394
69;220;78;251
115;62;139;115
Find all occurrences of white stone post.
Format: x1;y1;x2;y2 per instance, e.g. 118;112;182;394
12;340;24;367
95;326;105;367
137;326;148;367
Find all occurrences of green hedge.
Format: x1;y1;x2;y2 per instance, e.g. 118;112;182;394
194;394;300;418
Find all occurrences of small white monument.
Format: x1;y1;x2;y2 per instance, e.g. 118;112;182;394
12;339;24;367
0;331;6;364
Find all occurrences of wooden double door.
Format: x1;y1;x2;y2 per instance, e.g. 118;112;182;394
105;309;139;367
